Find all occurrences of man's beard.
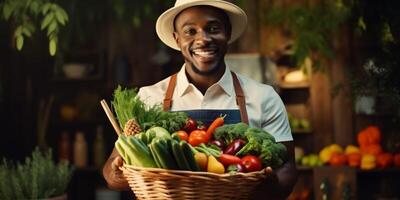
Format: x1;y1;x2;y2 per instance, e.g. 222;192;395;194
188;58;222;76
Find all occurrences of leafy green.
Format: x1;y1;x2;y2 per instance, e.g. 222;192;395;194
0;147;74;199
233;127;286;169
213;122;249;145
112;86;188;133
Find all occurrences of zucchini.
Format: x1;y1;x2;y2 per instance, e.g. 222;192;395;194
180;141;201;171
171;139;191;170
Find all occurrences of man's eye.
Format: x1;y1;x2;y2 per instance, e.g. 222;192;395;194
209;26;221;33
184;29;196;35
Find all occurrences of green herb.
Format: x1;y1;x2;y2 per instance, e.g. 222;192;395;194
111;86;146;129
112;86;188;133
0;147;74;199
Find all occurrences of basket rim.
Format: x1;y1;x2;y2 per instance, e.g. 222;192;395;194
120;164;267;178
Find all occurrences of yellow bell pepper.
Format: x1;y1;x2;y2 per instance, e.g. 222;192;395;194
345;145;360;155
319;144;343;163
207;155;225;174
361;154;376;170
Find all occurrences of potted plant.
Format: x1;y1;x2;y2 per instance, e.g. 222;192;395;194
0;147;74;200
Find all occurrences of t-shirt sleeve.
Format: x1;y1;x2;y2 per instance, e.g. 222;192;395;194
261;89;293;142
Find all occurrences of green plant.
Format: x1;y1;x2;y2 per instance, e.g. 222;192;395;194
264;0;351;70
0;0;69;56
0;147;74;199
347;0;400;110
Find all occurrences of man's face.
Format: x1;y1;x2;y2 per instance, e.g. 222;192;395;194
173;6;231;76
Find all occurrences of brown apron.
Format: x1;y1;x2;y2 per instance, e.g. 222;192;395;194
162;71;249;124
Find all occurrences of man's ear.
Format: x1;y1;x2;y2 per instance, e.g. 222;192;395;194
173;32;181;48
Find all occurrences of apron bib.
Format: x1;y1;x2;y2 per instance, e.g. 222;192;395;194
162;71;249;125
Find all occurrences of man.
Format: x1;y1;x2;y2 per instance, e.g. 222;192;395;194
103;0;298;199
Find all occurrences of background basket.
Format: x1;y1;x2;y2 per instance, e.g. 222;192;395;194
120;165;267;200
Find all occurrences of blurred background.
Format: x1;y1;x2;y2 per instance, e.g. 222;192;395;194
1;0;400;199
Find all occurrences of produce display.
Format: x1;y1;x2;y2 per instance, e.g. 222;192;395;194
111;87;288;174
296;125;400;170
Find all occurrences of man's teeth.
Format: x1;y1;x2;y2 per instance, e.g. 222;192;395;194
192;50;216;55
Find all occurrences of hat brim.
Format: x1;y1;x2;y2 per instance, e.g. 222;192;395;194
156;0;247;51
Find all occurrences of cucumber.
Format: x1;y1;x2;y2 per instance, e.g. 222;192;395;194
180;141;201;171
171;139;191;170
171;132;181;141
149;143;163;168
152;138;178;170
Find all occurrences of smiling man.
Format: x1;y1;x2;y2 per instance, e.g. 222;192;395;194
103;0;298;199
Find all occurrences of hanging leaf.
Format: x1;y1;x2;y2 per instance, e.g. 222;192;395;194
49;39;57;56
22;26;32;37
14;26;23;36
42;3;52;15
55;10;65;25
58;7;68;22
41;13;54;30
3;4;13;20
16;35;24;51
46;21;57;36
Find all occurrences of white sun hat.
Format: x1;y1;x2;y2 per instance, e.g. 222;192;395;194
156;0;248;51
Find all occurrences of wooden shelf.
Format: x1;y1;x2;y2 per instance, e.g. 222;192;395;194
357;167;400;174
292;128;313;134
297;166;314;172
279;81;310;89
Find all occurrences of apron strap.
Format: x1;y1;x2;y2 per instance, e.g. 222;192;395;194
163;71;249;124
163;73;177;111
231;72;249;124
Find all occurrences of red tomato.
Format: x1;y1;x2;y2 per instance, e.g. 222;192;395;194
176;130;189;142
188;130;209;146
241;155;262;172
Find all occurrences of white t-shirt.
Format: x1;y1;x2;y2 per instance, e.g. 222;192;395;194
138;65;293;142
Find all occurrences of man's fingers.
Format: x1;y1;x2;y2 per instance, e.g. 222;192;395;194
111;156;123;170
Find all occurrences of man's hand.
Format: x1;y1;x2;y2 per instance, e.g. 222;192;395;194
111;156;124;171
251;142;298;200
103;148;130;190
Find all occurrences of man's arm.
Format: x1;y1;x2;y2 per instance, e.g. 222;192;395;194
102;148;130;190
252;141;298;200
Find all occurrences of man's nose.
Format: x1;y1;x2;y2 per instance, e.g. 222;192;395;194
195;30;212;44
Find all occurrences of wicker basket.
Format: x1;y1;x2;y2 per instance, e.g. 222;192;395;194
120;165;267;200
